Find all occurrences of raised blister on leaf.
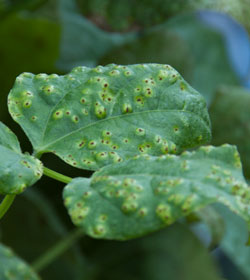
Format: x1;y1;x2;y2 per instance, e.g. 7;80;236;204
63;145;250;240
8;64;211;170
0;243;40;280
0;122;43;195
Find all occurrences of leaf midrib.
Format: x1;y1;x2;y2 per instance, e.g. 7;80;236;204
36;109;210;153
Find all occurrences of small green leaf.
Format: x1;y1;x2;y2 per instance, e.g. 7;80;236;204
0;122;43;195
0;122;21;153
8;64;211;170
63;144;249;240
0;243;40;280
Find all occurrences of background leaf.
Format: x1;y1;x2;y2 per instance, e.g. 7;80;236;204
8;63;210;171
87;223;222;280
209;86;250;179
214;204;250;280
57;0;135;71
63;144;249;240
101;13;240;104
0;122;43;194
75;0;250;33
0;242;40;280
190;206;225;250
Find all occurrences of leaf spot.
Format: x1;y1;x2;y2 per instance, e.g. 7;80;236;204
53;110;63;119
72;115;79;123
23;100;32;108
88;141;97;149
122;103;133;114
135;128;145;136
80;98;86;104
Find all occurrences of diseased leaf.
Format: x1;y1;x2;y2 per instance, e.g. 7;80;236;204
8;63;211;171
63;144;250;240
0;122;43;195
0;243;40;280
209;86;250;178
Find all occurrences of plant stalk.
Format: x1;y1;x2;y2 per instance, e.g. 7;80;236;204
0;194;16;219
32;228;84;272
43;167;72;184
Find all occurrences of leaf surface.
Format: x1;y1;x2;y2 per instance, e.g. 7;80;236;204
63;144;250;240
8;64;210;171
0;243;40;280
0;122;43;195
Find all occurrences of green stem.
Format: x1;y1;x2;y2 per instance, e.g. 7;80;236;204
43;167;72;184
32;228;84;272
0;194;16;219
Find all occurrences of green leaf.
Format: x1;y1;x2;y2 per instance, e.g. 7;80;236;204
0;122;21;153
209;86;250;179
90;223;221;280
8;63;211;171
0;243;40;280
139;223;222;280
101;14;239;105
63;144;249;240
57;0;135;71
100;29;194;81
213;204;250;279
0;122;43;195
192;206;225;250
75;0;250;33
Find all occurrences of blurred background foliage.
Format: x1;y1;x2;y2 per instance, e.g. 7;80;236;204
0;0;250;279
